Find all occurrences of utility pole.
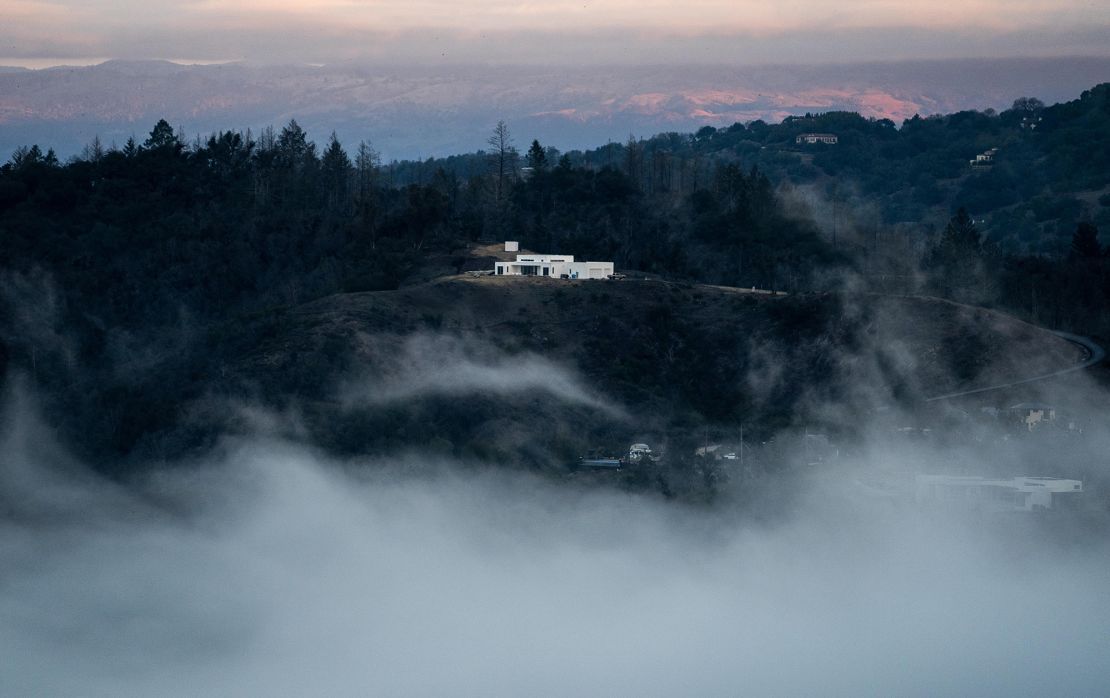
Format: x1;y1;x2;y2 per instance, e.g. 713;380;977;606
739;423;744;470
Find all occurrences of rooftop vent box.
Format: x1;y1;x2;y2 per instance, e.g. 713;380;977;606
505;241;519;252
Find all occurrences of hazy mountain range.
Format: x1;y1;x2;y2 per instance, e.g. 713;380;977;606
1;56;1108;161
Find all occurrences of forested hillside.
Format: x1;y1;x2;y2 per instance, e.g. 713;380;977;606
390;85;1110;332
0;117;845;470
394;83;1110;256
1;87;1108;481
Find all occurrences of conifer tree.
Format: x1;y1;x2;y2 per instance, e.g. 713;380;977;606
526;139;547;171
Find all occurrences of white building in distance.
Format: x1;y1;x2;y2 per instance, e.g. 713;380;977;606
970;147;998;168
1008;402;1057;431
796;133;838;145
494;250;614;279
915;475;1082;512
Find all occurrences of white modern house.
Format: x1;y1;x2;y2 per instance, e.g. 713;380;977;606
796;133;838;145
970;147;998;168
494;244;614;279
915;475;1082;512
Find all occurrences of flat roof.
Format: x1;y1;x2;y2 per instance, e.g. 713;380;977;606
916;475;1081;492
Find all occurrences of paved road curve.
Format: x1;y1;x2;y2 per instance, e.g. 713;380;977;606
925;330;1107;402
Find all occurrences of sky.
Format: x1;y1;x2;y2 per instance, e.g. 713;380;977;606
2;0;1109;67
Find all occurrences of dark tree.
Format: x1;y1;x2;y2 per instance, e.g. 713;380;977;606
927;207;993;301
938;207;982;257
1011;97;1046;114
526;139;548;171
144;119;181;152
8;144;53;169
695;126;717;142
276;119;316;169
1070;222;1102;259
322;132;351;172
322;131;352;206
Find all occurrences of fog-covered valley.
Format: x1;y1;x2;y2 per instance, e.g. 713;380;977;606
3;376;1110;696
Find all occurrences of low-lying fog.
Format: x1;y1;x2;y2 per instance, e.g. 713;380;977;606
2;388;1109;696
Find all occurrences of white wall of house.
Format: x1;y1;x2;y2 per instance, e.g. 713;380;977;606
567;261;615;279
915;475;1082;512
494;254;613;279
796;133;838;144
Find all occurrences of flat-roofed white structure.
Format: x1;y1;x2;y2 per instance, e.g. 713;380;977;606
494;253;614;279
796;133;838;144
915;475;1082;512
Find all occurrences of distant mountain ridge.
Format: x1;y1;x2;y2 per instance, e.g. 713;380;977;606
1;57;1108;160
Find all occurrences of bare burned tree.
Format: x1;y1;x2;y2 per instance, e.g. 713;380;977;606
487;120;514;201
81;135;105;163
355;140;381;197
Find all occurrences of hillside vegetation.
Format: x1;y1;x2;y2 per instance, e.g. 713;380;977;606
402;83;1110;255
0;92;1103;492
144;276;1080;498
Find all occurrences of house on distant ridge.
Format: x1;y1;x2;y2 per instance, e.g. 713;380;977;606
493;242;614;279
796;133;838;145
970;148;998;168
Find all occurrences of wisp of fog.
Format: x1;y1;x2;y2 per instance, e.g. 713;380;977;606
341;333;622;416
2;386;1109;696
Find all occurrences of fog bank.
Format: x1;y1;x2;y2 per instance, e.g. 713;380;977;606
2;394;1108;696
342;334;621;416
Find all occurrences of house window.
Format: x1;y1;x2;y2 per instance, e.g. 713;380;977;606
497;266;503;275
542;267;549;276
